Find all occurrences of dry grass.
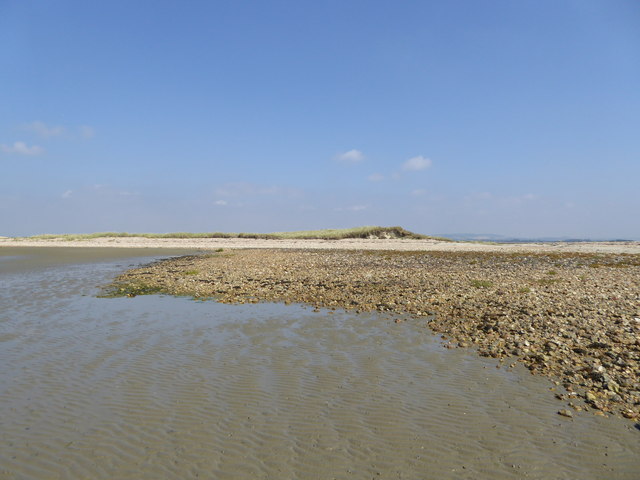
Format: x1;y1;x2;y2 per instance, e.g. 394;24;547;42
23;226;447;241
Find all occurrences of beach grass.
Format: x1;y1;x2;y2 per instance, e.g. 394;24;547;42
22;226;450;241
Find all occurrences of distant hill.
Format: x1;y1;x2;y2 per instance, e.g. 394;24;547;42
437;233;633;243
23;226;448;241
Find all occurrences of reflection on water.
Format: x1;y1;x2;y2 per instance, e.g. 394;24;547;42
0;248;638;479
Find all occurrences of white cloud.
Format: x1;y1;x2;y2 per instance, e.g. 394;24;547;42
214;200;228;206
24;121;65;138
402;155;432;171
62;190;73;199
367;173;384;182
336;149;365;163
22;121;95;140
1;141;44;156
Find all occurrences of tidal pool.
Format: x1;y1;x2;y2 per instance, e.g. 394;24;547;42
0;248;638;479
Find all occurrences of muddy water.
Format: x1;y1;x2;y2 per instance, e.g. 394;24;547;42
0;248;638;479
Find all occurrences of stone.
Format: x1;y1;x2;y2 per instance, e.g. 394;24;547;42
104;248;640;420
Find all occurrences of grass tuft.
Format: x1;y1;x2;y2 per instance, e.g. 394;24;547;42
99;282;165;298
470;279;494;289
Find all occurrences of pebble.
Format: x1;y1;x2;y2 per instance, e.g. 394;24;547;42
107;248;640;420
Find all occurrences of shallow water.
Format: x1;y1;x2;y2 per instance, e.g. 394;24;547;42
0;248;638;479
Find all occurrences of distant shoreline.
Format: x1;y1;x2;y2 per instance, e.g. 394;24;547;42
2;236;640;254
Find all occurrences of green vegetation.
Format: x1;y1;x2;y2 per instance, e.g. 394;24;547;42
99;282;165;298
589;258;640;268
22;226;449;241
470;279;494;289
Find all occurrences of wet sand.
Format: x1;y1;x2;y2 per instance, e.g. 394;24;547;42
0;246;199;274
1;248;639;479
109;248;640;421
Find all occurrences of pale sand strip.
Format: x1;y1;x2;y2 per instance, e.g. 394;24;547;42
1;236;640;254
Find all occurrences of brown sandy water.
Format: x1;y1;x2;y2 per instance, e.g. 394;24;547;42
0;248;638;479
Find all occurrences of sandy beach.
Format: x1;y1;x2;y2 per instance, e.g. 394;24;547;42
4;248;639;479
4;237;639;421
102;245;640;422
2;236;640;254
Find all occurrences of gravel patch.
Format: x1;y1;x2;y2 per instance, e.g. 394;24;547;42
107;248;640;420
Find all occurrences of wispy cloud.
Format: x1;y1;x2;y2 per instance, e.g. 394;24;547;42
367;173;384;182
411;189;427;197
79;125;95;139
1;141;44;156
215;182;279;197
23;121;66;138
22;121;95;139
464;191;539;207
467;191;493;201
56;185;139;201
335;149;365;163
214;182;301;198
348;205;367;211
214;200;228;206
335;204;367;212
402;155;432;171
91;184;139;197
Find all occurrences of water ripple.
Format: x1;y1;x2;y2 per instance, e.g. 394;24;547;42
0;248;638;479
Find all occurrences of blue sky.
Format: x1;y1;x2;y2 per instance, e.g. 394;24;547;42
1;1;639;238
